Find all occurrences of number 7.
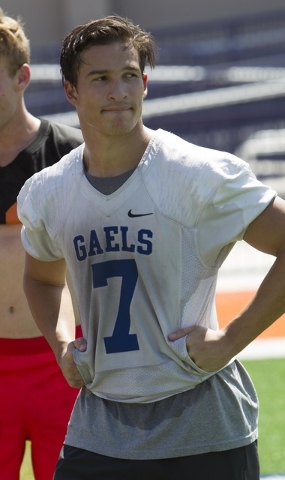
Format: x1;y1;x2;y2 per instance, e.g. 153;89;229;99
91;259;140;353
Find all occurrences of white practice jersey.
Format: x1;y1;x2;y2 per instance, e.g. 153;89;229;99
18;129;275;403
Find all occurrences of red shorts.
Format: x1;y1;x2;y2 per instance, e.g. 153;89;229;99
0;326;82;480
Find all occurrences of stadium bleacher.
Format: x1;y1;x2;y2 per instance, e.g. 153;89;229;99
26;9;285;194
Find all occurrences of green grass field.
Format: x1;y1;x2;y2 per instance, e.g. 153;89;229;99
20;358;285;479
242;358;285;476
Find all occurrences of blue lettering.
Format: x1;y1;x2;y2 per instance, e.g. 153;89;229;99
121;226;135;252
88;230;103;256
73;227;153;260
137;229;153;255
104;226;120;252
73;235;87;261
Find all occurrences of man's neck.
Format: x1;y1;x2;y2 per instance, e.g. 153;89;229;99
82;126;154;178
0;109;41;167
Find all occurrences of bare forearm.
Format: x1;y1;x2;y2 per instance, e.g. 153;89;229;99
24;275;85;387
23;276;72;362
22;254;86;387
223;249;285;359
169;250;285;371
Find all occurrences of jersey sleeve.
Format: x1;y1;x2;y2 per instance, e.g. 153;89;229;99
17;174;63;261
195;155;276;267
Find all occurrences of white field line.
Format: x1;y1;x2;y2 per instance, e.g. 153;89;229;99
261;476;285;479
238;338;285;360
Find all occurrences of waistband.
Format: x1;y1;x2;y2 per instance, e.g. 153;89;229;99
0;325;83;355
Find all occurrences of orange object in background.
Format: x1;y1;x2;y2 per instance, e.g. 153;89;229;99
216;290;285;339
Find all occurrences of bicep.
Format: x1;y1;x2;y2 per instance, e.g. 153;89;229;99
24;253;67;286
243;196;285;256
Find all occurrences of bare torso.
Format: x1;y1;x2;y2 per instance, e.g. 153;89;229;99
0;224;77;338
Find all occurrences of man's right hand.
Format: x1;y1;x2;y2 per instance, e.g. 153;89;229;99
60;337;87;388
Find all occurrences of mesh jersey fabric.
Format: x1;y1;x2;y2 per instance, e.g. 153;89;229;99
18;128;275;402
18;128;275;458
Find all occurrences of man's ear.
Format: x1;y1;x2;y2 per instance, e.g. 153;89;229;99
15;64;30;92
63;80;78;106
143;73;148;99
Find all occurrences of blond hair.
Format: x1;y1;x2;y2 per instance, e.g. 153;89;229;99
0;7;30;76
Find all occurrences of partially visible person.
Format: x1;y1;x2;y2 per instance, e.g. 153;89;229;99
0;8;83;480
17;14;285;480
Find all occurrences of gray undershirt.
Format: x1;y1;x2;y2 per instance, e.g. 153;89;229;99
85;168;136;195
66;361;258;459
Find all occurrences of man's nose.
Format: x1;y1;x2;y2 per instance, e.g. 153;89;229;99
108;78;127;101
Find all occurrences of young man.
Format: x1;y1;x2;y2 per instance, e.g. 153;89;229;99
0;9;83;480
17;15;285;480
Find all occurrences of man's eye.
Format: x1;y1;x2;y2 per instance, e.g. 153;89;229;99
94;76;106;82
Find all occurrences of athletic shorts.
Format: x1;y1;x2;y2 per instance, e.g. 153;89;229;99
54;441;259;480
0;325;82;480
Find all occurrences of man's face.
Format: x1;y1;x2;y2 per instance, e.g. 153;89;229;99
64;41;148;137
0;56;18;131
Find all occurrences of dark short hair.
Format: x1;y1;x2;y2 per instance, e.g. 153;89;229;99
60;14;157;86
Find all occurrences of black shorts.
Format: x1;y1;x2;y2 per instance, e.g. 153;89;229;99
53;441;259;480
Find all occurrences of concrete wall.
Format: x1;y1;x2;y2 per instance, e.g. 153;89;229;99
1;0;285;47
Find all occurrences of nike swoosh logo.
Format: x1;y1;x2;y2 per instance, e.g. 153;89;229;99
128;209;153;218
